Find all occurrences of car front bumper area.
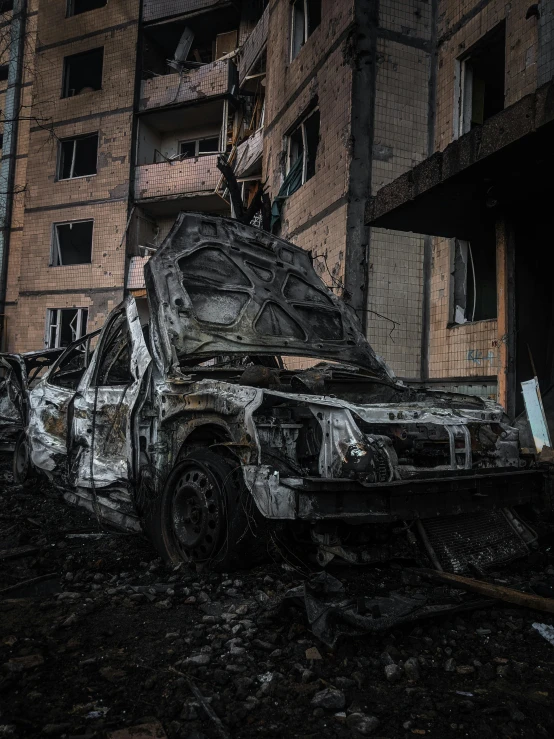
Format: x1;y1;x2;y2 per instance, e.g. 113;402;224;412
243;465;551;522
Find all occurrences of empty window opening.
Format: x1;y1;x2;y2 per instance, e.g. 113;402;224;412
456;23;505;137
451;233;497;324
0;1;14;13
46;308;88;349
67;0;107;17
59;133;98;179
95;313;132;386
62;47;103;98
179;136;220;158
51;220;93;266
141;8;239;78
287;108;320;188
0;65;8;82
291;0;321;60
0;134;3;150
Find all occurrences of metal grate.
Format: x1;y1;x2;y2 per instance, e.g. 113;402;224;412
421;509;529;573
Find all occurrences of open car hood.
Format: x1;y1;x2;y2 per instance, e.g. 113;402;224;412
145;213;393;380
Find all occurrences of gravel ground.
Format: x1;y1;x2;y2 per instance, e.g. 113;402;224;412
1;463;554;739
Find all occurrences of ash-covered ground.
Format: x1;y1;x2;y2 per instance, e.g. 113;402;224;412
1;462;554;739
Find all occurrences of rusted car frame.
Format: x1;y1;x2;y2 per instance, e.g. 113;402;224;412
17;213;550;571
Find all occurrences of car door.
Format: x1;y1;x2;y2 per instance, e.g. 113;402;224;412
28;333;98;474
0;355;27;449
69;297;151;489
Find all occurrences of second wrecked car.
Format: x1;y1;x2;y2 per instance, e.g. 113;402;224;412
16;213;551;571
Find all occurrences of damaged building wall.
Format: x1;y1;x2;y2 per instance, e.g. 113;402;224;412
263;0;434;379
4;0;140;351
427;0;541;390
366;5;433;377
262;0;354;298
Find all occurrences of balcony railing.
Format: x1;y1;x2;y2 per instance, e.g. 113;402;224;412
143;0;222;24
238;4;268;86
139;60;234;112
134;154;220;201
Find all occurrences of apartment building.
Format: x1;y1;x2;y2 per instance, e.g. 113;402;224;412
0;0;436;384
369;0;554;418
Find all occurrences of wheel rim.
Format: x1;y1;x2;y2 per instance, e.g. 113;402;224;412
170;463;223;561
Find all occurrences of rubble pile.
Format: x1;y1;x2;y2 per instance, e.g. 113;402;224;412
1;466;554;738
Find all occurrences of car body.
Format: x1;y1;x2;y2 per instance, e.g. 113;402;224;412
0;348;63;451
19;213;550;570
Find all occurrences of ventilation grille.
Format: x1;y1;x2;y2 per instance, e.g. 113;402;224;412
421;509;529;573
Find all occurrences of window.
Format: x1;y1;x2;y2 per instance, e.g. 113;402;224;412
287;108;320;186
48;333;97;390
58;133;98;179
291;0;321;60
62;47;103;98
0;1;14;13
67;0;106;17
95;313;132;386
46;308;88;349
179;136;220;158
0;65;8;82
51;220;93;266
455;23;505;138
451;233;497;325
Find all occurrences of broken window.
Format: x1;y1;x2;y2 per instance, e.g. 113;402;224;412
58;133;98;179
179;136;220;158
95;313;132;386
46;308;88;349
51;220;93;266
62;48;103;98
48;334;95;390
456;23;505;137
67;0;106;17
451;233;497;324
291;0;321;60
287;108;320;186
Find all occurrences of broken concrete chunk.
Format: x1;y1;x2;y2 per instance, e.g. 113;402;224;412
384;664;402;682
310;688;346;711
346;712;380;735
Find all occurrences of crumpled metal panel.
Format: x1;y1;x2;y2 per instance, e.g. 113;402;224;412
145;213;393;380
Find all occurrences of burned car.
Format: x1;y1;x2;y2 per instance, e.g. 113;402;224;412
0;348;63;461
17;213;550;571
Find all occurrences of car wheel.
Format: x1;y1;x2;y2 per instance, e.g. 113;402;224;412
145;448;267;571
13;432;34;484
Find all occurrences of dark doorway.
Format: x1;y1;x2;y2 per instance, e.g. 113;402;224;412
514;207;554;417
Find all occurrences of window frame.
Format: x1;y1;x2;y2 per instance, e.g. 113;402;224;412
92;310;133;387
45;308;89;349
290;0;320;61
178;135;221;158
57;133;98;181
286;107;320;185
66;0;107;18
61;47;104;99
453;23;506;140
51;219;94;267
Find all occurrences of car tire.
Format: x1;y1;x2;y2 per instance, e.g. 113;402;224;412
145;448;267;571
13;432;34;485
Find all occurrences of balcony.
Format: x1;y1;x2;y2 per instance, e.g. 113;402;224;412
139;60;234;113
143;0;223;24
238;4;268;87
134;155;228;215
